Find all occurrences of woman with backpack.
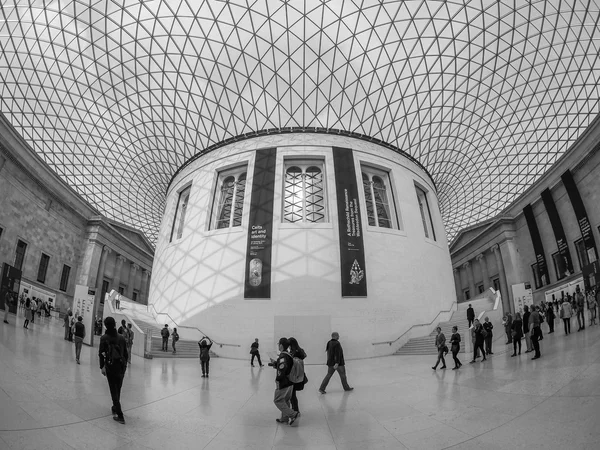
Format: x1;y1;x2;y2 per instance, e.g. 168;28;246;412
288;337;307;415
172;328;179;354
198;336;213;377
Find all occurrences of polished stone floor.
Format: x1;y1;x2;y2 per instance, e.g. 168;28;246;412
1;312;599;450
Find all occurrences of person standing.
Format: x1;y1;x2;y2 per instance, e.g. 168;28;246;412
522;305;532;353
99;316;128;424
466;304;475;328
431;326;447;370
546;302;555;333
73;316;85;364
589;292;597;326
172;328;179;353
160;324;170;351
23;298;32;329
288;337;307;415
450;326;462;369
272;337;299;426
250;338;263;367
318;332;353;394
30;299;37;324
62;309;71;337
483;316;494;355
198;336;213;377
575;287;585;331
529;306;542;360
561;297;572;335
470;319;487;363
126;323;134;363
511;312;523;356
3;291;12;324
503;312;513;344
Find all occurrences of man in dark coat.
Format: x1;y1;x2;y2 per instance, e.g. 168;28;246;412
318;332;353;394
467;304;475;328
99;316;129;424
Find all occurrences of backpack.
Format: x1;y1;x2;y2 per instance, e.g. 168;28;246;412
199;346;210;361
174;333;179;342
287;354;305;384
106;340;124;367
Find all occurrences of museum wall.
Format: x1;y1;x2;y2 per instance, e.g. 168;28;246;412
150;134;455;359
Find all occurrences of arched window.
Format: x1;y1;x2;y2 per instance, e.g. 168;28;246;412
415;185;436;240
170;186;191;242
211;167;247;230
284;162;326;223
362;167;397;229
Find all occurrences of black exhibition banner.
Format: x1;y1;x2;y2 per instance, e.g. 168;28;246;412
561;169;598;262
523;204;549;284
244;148;277;299
541;188;574;275
332;147;367;297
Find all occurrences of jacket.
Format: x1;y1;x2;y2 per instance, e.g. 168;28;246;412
483;321;493;336
474;325;485;343
450;332;461;349
467;307;475;319
511;319;523;339
561;301;572;318
529;311;541;328
98;330;128;373
325;339;345;367
522;311;531;333
435;333;446;350
275;351;294;390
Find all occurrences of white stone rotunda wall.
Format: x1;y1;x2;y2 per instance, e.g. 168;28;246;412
149;133;455;361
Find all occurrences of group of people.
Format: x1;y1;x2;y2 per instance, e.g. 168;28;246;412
160;324;179;353
503;304;543;359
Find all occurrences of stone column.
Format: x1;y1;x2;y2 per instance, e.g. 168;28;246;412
492;244;512;314
463;261;476;298
126;263;139;299
476;253;490;290
453;268;462;302
76;239;104;288
140;269;149;305
112;255;126;292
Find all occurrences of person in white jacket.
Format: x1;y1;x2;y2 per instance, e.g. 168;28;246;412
561;297;572;335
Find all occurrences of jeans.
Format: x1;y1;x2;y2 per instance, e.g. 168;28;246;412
505;327;512;343
291;386;299;412
513;337;522;354
251;352;262;366
485;335;493;353
451;345;461;367
319;365;351;391
548;317;555;332
531;327;541;357
473;340;486;360
106;366;125;418
172;339;177;353
273;385;295;420
433;348;446;369
563;318;571;334
577;309;585;329
524;331;532;351
64;323;70;339
162;337;168;351
467;318;474;328
201;359;210;375
74;336;84;361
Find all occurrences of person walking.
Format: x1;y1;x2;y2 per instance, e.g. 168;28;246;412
575;287;585;331
483;316;494;355
466;304;475;328
450;326;462;369
529;305;542;360
73;316;86;364
522;305;533;353
318;332;353;394
99;316;128;424
431;326;447;370
561;297;572;335
160;324;169;351
198;336;213;377
271;337;299;426
172;328;179;353
511;312;523;356
503;312;513;344
288;337;307;415
546;302;555;333
126;323;134;363
250;338;263;367
470;319;487;363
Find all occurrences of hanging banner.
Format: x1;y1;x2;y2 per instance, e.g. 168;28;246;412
511;282;534;315
561;169;598;263
332;147;367;297
541;188;574;276
244;148;277;299
73;285;96;346
523;204;549;285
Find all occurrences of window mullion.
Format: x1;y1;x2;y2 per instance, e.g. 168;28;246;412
370;178;377;227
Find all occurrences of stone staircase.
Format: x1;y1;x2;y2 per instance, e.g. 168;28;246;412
133;317;218;359
394;311;471;356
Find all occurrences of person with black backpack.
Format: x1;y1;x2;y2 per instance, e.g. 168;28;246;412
198;336;212;377
160;324;170;351
271;337;299;426
288;337;307;416
99;316;128;424
172;328;179;354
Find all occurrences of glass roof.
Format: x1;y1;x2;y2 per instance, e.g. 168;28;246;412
1;1;600;244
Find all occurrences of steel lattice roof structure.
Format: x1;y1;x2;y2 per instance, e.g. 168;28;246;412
1;1;600;244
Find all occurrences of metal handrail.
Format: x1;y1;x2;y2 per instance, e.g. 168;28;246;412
147;303;241;348
372;301;458;346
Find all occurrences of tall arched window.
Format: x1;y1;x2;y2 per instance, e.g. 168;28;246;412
415;185;436;240
170;186;191;242
283;162;326;223
362;167;397;229
211;167;247;230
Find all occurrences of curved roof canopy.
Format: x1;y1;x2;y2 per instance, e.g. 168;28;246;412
1;1;600;243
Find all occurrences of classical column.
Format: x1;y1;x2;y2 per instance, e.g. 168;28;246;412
463;261;476;297
140;269;150;305
453;268;462;303
112;255;126;292
476;253;490;290
492;244;512;314
76;239;104;287
126;263;139;299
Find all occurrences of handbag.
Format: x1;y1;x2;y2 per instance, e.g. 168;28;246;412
511;330;517;338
